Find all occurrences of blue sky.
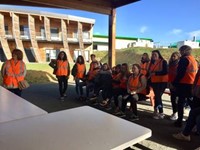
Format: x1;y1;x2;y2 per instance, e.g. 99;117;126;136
1;0;200;46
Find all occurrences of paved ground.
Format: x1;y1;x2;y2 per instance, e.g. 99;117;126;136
22;82;200;150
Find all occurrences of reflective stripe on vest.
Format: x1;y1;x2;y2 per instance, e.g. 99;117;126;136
76;63;86;79
55;60;68;76
180;56;198;84
3;59;25;89
150;59;168;83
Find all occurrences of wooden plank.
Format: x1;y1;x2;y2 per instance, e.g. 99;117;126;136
0;13;11;60
28;15;42;62
61;19;73;63
108;9;116;67
12;13;29;62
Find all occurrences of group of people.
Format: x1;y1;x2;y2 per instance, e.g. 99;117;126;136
1;46;200;142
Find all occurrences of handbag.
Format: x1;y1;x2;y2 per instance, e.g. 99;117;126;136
49;59;57;69
18;80;30;90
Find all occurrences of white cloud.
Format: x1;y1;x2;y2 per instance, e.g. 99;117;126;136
188;30;200;38
139;26;148;33
170;29;182;35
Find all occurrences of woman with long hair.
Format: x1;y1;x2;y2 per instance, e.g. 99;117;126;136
54;51;70;100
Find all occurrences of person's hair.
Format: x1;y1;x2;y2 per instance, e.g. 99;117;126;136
132;63;141;71
102;63;110;70
169;51;180;64
152;50;164;60
57;51;67;61
142;53;150;62
90;54;96;57
115;64;121;70
12;49;23;60
179;45;192;55
76;55;85;64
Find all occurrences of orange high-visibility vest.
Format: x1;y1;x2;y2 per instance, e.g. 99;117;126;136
140;62;150;76
55;60;69;76
127;74;146;94
119;75;128;89
168;63;178;82
76;63;86;79
180;56;198;84
149;59;168;83
88;69;99;81
2;59;25;89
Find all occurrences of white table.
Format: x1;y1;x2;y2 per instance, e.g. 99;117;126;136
0;106;151;150
0;86;47;123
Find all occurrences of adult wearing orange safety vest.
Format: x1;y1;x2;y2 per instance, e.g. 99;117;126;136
121;64;147;121
148;50;168;119
172;45;198;127
140;53;150;76
191;66;200;109
1;49;26;97
54;51;70;101
168;52;181;120
71;55;86;100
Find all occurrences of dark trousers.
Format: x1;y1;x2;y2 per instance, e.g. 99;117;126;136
122;94;139;116
170;89;178;114
79;81;86;96
9;88;22;97
75;78;81;96
176;84;193;124
151;82;167;113
57;76;68;97
183;107;200;136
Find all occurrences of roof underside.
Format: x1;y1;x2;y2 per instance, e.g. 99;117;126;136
0;0;140;15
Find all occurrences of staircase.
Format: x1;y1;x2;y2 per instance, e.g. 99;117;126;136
28;15;42;62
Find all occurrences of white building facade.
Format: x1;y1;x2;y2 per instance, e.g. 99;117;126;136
93;35;153;51
177;40;200;49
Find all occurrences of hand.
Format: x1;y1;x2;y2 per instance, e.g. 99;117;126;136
131;91;136;95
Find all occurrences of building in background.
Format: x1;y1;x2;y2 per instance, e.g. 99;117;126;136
0;6;95;62
93;35;153;51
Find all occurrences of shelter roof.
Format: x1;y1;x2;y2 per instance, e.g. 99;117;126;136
0;0;140;15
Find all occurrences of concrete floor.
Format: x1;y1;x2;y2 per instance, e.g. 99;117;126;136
22;82;200;150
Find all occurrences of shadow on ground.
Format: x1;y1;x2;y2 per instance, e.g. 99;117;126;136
22;82;200;150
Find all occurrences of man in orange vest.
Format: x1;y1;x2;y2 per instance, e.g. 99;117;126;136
172;45;198;127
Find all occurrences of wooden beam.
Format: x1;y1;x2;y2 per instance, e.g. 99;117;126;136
108;9;116;67
112;0;140;8
22;0;112;15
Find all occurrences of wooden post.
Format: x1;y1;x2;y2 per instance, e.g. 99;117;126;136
108;9;116;67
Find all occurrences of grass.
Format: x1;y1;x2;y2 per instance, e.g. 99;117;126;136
0;47;200;84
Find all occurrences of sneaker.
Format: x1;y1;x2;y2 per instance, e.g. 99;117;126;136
63;93;67;97
153;113;165;119
129;114;139;121
173;133;191;141
170;113;178;120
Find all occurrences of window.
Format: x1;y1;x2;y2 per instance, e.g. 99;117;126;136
83;31;90;39
4;26;9;35
20;25;29;36
50;28;59;37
